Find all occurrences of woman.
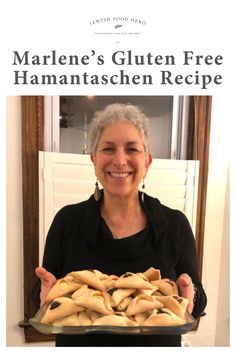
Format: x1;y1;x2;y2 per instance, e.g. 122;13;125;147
32;103;207;346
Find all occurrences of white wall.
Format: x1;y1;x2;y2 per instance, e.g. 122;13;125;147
6;96;230;347
6;96;24;346
206;95;230;347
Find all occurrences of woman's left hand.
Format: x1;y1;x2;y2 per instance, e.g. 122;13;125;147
176;273;195;314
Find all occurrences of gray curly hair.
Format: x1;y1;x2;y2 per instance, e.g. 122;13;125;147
88;103;150;155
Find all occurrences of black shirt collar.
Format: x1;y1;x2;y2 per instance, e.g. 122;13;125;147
81;190;169;253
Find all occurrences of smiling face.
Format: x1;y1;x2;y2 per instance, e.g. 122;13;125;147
90;120;152;199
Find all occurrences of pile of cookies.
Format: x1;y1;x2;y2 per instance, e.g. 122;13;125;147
40;267;189;327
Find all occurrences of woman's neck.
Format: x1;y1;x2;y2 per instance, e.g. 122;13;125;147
102;192;139;213
100;192;147;238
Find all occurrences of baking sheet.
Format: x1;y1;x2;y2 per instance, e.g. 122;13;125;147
29;303;196;335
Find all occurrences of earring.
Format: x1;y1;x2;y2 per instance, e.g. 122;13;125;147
141;178;145;202
94;179;101;201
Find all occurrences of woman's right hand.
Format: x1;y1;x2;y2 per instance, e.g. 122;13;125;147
35;266;57;306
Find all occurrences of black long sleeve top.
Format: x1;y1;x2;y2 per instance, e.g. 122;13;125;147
32;192;207;347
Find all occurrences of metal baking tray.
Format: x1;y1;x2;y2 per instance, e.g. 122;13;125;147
29;303;196;335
